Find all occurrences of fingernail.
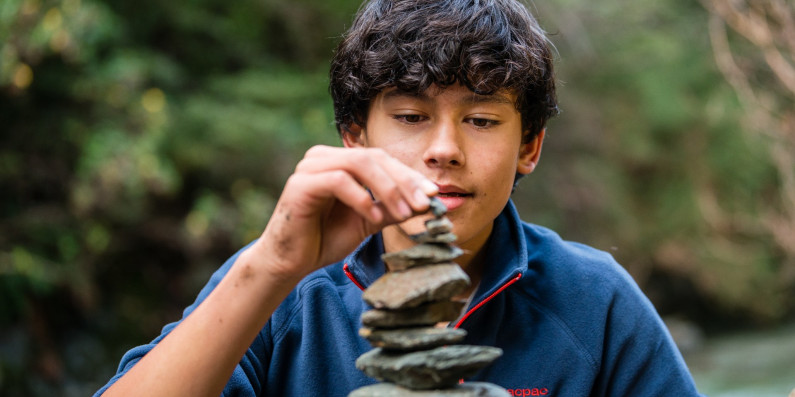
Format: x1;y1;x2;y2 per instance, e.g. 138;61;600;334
398;200;412;218
413;188;430;206
420;180;438;195
370;207;382;223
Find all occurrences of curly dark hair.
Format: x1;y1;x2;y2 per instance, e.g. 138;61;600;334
329;0;558;143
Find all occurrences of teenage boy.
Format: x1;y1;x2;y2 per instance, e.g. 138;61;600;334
97;0;702;396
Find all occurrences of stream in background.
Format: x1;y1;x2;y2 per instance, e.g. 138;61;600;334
685;323;795;396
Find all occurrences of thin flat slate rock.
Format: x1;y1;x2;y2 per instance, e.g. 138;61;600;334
359;327;467;351
362;264;470;310
381;244;464;271
425;217;453;235
355;345;503;390
409;231;457;244
348;382;510;397
361;300;465;328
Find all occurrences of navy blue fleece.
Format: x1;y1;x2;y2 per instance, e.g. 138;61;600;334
95;201;701;396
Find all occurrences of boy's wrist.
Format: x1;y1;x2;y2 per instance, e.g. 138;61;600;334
237;242;308;286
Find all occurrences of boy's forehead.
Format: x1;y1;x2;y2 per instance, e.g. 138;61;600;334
379;85;517;105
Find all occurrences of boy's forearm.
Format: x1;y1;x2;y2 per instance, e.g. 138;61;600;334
101;249;301;397
100;145;436;396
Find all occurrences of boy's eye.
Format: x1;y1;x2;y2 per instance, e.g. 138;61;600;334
395;114;425;123
468;118;498;128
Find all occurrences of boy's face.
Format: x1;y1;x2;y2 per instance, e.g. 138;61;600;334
344;83;543;252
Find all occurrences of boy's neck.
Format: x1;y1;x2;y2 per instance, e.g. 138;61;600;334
381;222;493;299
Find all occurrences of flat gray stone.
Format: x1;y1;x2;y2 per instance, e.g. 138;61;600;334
361;300;465;328
362;264;470;309
360;327;467;351
349;382;510;396
425;217;453;235
409;231;457;244
356;345;503;390
381;244;464;271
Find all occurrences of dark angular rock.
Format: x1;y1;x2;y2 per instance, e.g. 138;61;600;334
355;345;503;390
361;300;465;328
428;197;447;217
348;382;511;396
381;244;464;271
359;327;467;351
362;264;470;309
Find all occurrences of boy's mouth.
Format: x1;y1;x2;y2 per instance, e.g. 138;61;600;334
437;192;471;198
434;185;472;211
435;184;472;198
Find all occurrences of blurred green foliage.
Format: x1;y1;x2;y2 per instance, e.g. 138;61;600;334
519;0;792;325
0;0;792;395
1;0;356;394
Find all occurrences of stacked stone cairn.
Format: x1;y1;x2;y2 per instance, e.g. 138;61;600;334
349;198;509;396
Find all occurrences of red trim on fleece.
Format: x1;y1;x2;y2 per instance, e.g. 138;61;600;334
453;272;523;329
343;263;366;291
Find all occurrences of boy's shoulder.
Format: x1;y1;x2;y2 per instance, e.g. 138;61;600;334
520;220;632;284
517;220;666;341
516;219;664;338
482;220;697;396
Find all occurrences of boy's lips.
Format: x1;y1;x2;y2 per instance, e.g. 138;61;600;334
434;185;472;211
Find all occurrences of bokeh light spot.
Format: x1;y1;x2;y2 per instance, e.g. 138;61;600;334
141;88;166;113
185;212;209;238
42;8;62;32
13;63;33;89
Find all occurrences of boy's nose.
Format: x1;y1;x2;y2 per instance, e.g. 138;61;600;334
423;121;465;168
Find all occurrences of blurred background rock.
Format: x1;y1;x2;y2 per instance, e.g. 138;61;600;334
0;0;792;395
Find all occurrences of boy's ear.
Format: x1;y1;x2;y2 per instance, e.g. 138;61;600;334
342;123;366;148
517;129;545;175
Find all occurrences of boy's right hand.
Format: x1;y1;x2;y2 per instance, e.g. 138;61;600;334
242;145;438;282
101;144;438;397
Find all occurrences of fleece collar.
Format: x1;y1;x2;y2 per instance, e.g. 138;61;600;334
344;199;528;305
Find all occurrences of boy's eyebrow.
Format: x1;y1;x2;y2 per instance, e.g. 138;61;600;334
382;89;431;102
382;88;515;105
462;93;514;105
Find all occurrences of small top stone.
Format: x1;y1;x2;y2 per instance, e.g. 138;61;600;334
428;196;447;217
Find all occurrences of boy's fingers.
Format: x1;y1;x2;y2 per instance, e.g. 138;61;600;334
288;171;383;224
379;154;438;211
296;146;437;217
297;153;407;220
